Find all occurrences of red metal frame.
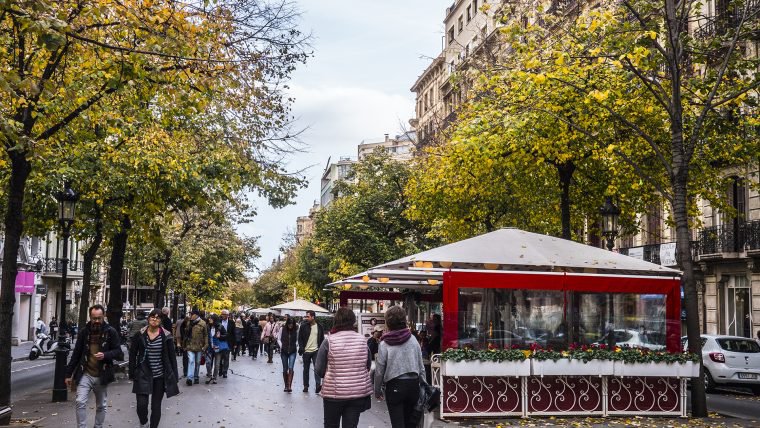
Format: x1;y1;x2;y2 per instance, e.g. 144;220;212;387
442;271;681;352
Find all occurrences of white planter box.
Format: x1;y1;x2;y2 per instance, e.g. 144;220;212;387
613;361;698;377
531;359;614;376
441;359;531;377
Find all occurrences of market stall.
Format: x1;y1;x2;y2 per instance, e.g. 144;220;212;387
330;228;697;418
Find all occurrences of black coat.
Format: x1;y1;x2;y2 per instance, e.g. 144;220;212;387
219;319;236;348
280;326;298;355
248;321;261;346
297;322;324;355
65;322;124;385
129;327;179;397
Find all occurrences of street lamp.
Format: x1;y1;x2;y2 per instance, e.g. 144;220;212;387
153;257;165;309
52;182;77;402
600;196;621;251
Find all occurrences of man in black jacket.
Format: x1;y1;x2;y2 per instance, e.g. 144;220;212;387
297;310;324;393
65;304;124;428
218;309;235;377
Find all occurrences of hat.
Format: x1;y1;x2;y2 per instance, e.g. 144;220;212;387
373;325;384;334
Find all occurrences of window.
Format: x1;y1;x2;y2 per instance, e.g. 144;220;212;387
721;275;752;337
645;203;663;245
458;15;464;33
717;338;760;353
473;0;478;13
467;4;472;22
448;27;454;45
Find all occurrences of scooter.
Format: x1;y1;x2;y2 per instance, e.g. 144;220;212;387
29;333;70;360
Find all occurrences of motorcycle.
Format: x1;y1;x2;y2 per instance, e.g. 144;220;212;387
29;333;70;360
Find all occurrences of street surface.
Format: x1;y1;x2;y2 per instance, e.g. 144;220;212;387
7;347;760;427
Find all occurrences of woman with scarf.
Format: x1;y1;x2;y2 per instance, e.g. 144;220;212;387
232;316;245;361
374;306;425;428
279;317;299;392
261;314;276;363
315;307;372;428
129;309;179;428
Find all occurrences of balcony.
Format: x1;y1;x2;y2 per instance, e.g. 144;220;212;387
694;0;760;39
40;257;84;276
695;220;760;255
619;241;700;266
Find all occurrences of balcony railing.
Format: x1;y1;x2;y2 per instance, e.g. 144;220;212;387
695;220;760;255
694;0;760;38
40;258;83;274
619;241;700;266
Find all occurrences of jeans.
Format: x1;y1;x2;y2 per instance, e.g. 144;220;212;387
260;342;264;355
219;349;230;375
181;351;189;378
302;351;321;388
265;342;273;361
212;352;223;378
136;377;165;428
187;351;202;381
76;374;108;428
280;351;296;373
385;378;420;428
323;396;370;428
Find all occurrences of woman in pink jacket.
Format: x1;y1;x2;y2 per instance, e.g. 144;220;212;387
261;314;276;364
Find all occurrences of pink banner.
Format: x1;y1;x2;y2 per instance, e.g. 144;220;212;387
15;271;35;294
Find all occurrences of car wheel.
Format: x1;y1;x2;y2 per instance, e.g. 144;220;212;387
703;369;716;393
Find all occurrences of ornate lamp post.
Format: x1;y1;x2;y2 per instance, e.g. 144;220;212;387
600;196;621;251
153;257;165;309
600;196;621;350
52;182;78;402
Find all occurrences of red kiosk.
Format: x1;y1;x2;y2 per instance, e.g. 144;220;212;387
332;229;694;418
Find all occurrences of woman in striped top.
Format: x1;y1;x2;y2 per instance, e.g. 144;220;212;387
129;309;179;428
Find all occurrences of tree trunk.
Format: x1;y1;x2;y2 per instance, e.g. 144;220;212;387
106;216;131;328
557;162;576;240
78;213;103;329
0;154;31;421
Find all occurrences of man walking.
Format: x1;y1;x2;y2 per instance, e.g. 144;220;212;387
65;304;124;428
297;310;324;393
175;313;192;378
161;307;173;332
49;316;58;340
184;310;208;386
218;310;234;377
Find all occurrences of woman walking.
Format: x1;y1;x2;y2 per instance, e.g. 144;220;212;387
128;309;179;428
374;305;425;428
261;314;276;363
248;315;261;360
232;316;244;360
279;317;299;392
315;308;372;428
205;315;216;378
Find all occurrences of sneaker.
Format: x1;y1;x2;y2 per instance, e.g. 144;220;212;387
211;378;217;384
222;374;227;378
315;384;322;394
194;379;199;384
186;379;192;386
303;386;308;393
205;378;212;385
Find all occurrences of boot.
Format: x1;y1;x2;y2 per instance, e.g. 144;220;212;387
283;373;289;392
286;369;294;393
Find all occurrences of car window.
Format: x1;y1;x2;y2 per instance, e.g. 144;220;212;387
716;338;760;353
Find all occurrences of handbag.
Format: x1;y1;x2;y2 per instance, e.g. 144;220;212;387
415;377;440;413
263;336;271;344
200;354;206;365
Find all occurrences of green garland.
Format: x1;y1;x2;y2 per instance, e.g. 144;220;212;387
441;345;699;364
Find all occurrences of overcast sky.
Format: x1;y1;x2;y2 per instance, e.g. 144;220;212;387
237;1;451;272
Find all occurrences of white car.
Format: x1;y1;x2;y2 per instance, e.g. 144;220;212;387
683;335;760;395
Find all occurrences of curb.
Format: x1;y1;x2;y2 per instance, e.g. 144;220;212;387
11;356;29;363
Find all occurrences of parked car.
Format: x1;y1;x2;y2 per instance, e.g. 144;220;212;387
682;335;760;395
593;329;665;350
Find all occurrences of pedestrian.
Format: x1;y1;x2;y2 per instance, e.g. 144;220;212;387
367;325;383;360
218;310;234;376
279;317;298;392
184;309;208;386
160;307;172;333
232;316;244;360
248;315;261;360
129;309;179;428
241;315;250;356
426;313;442;356
49;316;58;340
315;307;372;428
259;315;268;356
35;317;47;336
65;304;124;428
206;315;230;384
174;313;191;378
374;305;426;428
298;310;324;393
205;315;217;379
261;314;276;363
129;312;148;343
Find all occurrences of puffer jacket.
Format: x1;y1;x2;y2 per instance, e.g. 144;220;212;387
317;330;373;400
129;327;180;398
184;318;208;352
279;326;298;355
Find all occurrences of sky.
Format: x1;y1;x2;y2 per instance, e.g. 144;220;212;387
238;1;452;272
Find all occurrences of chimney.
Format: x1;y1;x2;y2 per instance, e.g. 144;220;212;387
384;133;389;142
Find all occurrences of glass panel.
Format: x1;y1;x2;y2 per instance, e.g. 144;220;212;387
458;288;563;350
457;288;668;351
716;338;760;353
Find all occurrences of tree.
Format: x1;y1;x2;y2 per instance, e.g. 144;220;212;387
0;0;307;417
486;1;760;415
